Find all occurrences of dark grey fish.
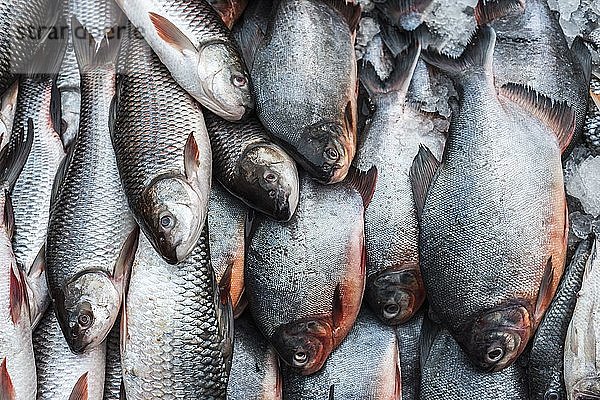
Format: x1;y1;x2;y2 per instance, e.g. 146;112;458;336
529;238;594;400
235;0;361;184
227;314;282;400
103;317;122;400
282;307;400;400
204;111;299;221
396;309;424;400
113;23;212;264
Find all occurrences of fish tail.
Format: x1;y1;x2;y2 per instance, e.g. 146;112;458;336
474;0;525;25
421;25;496;82
360;41;421;97
26;17;68;81
0;119;33;190
71;17;121;73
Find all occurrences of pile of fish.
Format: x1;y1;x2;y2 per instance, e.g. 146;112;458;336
0;0;598;398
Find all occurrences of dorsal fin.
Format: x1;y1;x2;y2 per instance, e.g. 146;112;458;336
474;0;525;25
499;83;575;154
409;145;440;219
344;166;377;209
322;1;362;34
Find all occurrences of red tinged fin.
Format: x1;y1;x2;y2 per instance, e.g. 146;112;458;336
0;358;15;400
394;362;402;399
183;132;200;181
534;257;554;324
345;166;377;209
9;266;24;325
474;0;525;25
218;262;233;306
68;372;89;400
113;226;140;287
499;83;576;154
331;283;344;331
409;144;440;219
148;12;196;54
322;1;362;34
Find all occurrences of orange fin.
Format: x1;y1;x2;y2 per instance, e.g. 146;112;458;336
345;166;377;209
148;12;196;55
409;144;440;219
9;266;25;325
68;372;88;400
534;256;555;324
322;1;362;34
499;83;575;154
474;0;525;25
0;358;15;400
183;132;200;181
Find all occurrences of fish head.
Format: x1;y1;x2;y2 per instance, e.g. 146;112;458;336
573;378;600;400
272;318;335;375
298;119;354;184
140;174;204;264
462;304;532;371
238;144;299;221
365;264;425;325
197;40;253;121
55;270;120;353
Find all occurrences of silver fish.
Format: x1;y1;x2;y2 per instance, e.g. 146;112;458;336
46;20;138;354
396;309;425;400
121;227;233;399
245;171;372;375
33;307;106;400
113;23;212;265
10;36;67;330
113;0;253;121
236;0;361;184
415;26;569;371
282;307;400;400
227;314;282;400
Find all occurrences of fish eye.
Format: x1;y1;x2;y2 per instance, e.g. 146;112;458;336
78;312;92;328
486;347;504;363
159;212;175;230
232;74;247;87
324;147;338;160
384;303;400;318
293;351;308;367
544;391;559;400
264;172;277;183
268;190;276;198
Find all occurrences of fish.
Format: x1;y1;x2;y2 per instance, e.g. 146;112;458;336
281;307;400;399
33;307;106;400
121;226;233;399
355;40;445;326
475;0;592;150
112;22;212;265
0;121;35;400
113;0;253;121
10;35;67;330
103;318;122;400
414;26;570;371
207;0;248;29
57;0;124;147
227;313;282;400
583;75;600;149
235;0;361;184
208;181;248;313
396;309;425;400
374;0;435;31
45;20;138;354
204;111;299;221
529;237;594;400
419;319;529;400
564;237;600;400
245;170;374;375
0;83;19;151
0;0;62;97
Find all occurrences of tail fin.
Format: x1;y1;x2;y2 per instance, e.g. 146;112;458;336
360;42;421;97
0;119;33;190
421;25;496;82
26;18;68;81
72;17;121;73
474;0;525;25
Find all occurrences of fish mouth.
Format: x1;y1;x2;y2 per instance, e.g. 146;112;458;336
365;265;425;325
271;317;334;375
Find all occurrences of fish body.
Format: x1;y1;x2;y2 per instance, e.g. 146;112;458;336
113;23;212;265
113;0;252;121
245;172;368;375
121;228;233;399
104;319;122;400
282;307;400;399
238;0;360;184
564;238;600;400
33;307;106;400
396;309;424;400
418;26;568;371
208;182;247;312
45;22;137;354
227;314;282;400
204;111;299;221
207;0;248;29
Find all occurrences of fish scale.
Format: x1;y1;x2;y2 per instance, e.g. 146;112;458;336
121;229;232;399
161;0;231;42
583;76;600;150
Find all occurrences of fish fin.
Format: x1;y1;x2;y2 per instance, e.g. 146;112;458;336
120;380;126;400
9;265;25;325
0;358;15;400
499;83;575;154
394;359;402;399
474;0;525;25
28;245;46;279
360;42;421;96
3;192;13;239
120;291;129;355
232;4;268;72
322;1;362;34
68;372;88;400
50;142;73;207
148;12;197;55
376;0;433;29
26;19;68;81
419;315;441;370
219;262;233;307
50;79;63;139
344;166;377;209
409;144;439;220
26;246;47;327
533;256;554;324
233;293;248;319
2;118;34;190
331;283;344;330
72;17;121;71
422;25;495;79
183;132;201;181
379;24;411;57
328;384;335;400
591;90;600;113
244;208;255;242
112;226;140;287
571;36;592;84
